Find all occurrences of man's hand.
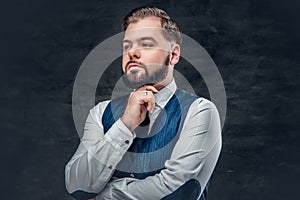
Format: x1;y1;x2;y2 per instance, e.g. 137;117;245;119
121;85;158;132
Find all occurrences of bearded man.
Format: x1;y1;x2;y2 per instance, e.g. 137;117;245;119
65;6;222;200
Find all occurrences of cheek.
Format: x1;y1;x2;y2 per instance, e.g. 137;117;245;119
122;57;128;72
146;50;169;63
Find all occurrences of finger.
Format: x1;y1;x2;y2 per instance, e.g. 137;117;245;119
142;90;152;96
148;93;156;113
147;98;155;113
136;91;152;104
137;85;158;94
137;92;155;113
137;90;154;99
129;91;134;98
143;92;155;113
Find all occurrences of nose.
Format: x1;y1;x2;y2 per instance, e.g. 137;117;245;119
128;47;141;59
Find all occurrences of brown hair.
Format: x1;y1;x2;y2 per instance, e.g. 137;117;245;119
122;6;182;45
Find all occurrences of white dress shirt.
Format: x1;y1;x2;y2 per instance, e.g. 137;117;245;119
65;80;222;200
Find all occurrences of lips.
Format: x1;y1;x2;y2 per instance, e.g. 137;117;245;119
126;61;144;72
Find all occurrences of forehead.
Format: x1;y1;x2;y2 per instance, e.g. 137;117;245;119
127;16;162;30
124;16;165;41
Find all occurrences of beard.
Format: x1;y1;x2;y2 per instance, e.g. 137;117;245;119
122;56;170;89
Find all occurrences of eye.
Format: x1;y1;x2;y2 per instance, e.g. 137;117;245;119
142;43;154;48
123;44;131;51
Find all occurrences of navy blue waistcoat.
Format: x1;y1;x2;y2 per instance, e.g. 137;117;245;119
102;89;207;200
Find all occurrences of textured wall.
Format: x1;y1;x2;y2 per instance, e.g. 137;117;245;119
1;0;299;199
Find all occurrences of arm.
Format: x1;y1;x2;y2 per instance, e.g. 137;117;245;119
65;101;135;199
96;98;222;200
65;86;157;200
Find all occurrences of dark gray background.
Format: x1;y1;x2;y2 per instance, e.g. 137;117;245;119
1;0;299;199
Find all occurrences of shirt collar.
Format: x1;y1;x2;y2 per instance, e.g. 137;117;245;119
154;79;177;109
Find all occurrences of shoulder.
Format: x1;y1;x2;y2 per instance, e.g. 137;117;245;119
188;97;220;121
176;89;217;111
89;95;129;118
192;97;217;109
183;97;221;137
89;100;111;120
189;97;218;113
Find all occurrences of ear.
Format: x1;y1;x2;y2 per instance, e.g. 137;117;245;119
169;44;180;66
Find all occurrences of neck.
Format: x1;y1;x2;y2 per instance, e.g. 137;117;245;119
154;78;173;91
154;70;173;90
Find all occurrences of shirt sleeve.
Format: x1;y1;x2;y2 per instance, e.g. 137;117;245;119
96;98;222;200
65;100;135;199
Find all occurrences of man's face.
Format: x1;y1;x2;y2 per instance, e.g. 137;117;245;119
122;16;172;89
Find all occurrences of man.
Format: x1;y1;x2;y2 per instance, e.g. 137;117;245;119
65;6;222;200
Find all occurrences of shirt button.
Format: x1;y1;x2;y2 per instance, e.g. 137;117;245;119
129;173;135;178
125;140;130;144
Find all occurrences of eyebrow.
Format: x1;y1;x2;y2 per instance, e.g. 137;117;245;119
123;37;158;44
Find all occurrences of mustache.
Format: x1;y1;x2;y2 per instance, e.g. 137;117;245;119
125;60;146;70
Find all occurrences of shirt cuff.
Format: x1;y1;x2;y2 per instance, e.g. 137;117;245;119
115;118;136;138
105;119;136;151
